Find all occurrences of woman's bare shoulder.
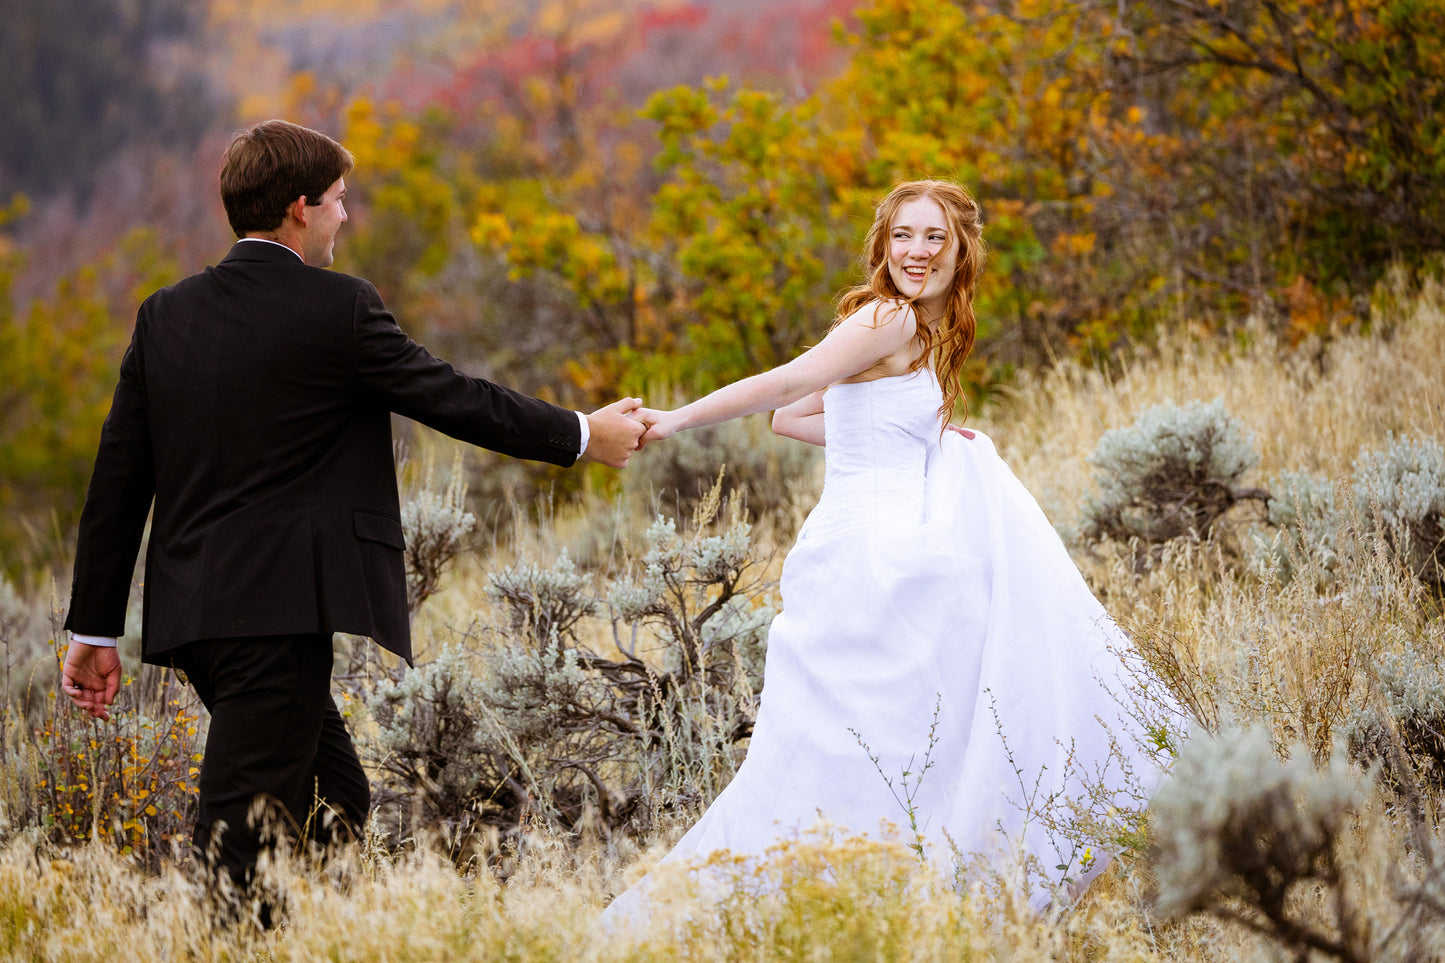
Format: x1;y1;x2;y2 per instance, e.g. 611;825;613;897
840;298;918;337
830;299;924;383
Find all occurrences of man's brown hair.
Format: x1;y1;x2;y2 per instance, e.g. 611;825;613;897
219;120;355;238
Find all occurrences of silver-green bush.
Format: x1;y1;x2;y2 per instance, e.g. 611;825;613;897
1343;645;1445;798
1352;434;1445;589
362;482;775;850
1152;726;1371;959
0;578;50;701
1082;399;1265;546
367;645;498;841
401;454;478;617
1253;469;1340;582
624;414;822;523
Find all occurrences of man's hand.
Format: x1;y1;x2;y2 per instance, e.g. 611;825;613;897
945;423;976;440
62;641;123;721
584;397;647;468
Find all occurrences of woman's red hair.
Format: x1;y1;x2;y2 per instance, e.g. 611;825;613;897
833;179;986;423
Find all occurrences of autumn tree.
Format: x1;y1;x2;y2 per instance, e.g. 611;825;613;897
291;0;1445;403
1109;0;1445;294
455;0;675;397
338;99;469;312
0;224;175;574
0;0;222;201
638;83;857;389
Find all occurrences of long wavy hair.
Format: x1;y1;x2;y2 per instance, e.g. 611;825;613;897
833;179;986;423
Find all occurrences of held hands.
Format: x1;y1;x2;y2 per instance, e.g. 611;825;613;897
61;641;122;721
582;399;682;465
635;408;681;447
585;397;648;468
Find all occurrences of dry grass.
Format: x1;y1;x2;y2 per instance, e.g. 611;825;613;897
4;277;1445;959
0;827;1248;961
989;277;1445;527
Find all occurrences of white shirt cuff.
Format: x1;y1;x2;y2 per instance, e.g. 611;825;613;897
575;410;590;463
70;632;118;648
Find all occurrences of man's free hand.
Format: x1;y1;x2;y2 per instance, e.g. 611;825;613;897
584;397;646;468
61;641;122;721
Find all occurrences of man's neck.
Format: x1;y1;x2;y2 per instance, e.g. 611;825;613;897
240;235;304;261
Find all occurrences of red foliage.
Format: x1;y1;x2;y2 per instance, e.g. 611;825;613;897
638;4;708;33
388;0;855;121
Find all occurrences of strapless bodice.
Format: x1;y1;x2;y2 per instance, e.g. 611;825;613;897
808;370;945;538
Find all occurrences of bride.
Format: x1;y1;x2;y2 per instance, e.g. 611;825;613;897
610;179;1153;920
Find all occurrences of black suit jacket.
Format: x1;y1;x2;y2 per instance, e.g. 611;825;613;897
65;240;581;664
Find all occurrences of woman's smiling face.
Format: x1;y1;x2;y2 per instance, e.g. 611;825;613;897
886;195;957;317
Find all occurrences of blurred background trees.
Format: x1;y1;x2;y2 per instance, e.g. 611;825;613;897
2;0;1442;576
0;0;223;204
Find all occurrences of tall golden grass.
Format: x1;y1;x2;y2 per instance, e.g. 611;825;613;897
3;272;1444;959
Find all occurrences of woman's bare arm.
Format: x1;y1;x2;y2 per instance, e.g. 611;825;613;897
641;301;917;442
772;389;826;446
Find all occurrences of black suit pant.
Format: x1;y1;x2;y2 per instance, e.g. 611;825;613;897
172;633;370;891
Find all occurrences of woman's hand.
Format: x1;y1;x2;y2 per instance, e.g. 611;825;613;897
637;408;682;446
945;423;976;440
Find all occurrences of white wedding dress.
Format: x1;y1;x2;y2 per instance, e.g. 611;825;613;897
605;369;1152;922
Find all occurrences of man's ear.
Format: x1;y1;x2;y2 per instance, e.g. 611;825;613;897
288;196;310;227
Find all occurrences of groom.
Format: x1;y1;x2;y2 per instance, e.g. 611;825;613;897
59;119;645;902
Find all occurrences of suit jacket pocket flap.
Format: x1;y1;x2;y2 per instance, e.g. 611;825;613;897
353;509;405;550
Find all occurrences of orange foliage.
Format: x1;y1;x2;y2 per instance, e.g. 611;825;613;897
1283;276;1353;347
27;647;204;863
